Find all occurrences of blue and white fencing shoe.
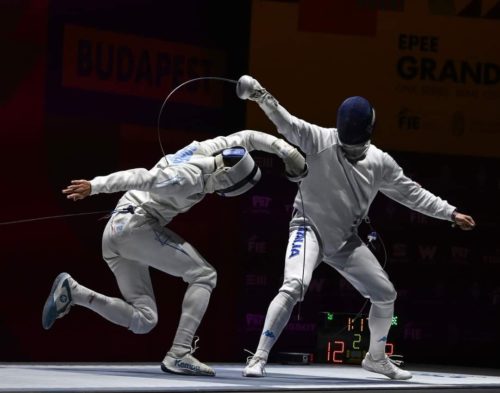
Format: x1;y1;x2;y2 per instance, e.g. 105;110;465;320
42;272;74;330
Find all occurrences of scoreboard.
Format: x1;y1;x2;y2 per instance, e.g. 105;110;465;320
316;312;399;365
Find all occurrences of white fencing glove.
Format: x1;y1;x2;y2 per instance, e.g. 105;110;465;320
236;75;280;118
283;148;308;182
272;139;308;182
236;75;268;103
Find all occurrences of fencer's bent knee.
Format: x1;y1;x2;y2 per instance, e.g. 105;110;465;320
371;285;397;307
280;278;306;302
129;304;158;334
204;268;217;289
184;266;217;289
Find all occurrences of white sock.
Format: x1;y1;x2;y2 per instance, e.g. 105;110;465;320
70;278;136;329
368;303;393;360
169;284;212;357
254;291;296;362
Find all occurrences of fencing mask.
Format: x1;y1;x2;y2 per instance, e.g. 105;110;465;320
190;147;261;197
214;147;261;197
337;96;376;145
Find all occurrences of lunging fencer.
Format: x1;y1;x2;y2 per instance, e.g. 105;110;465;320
42;130;307;376
237;76;475;380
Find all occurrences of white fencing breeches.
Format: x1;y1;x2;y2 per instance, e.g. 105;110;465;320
72;210;216;351
254;226;396;361
254;226;321;360
326;234;397;359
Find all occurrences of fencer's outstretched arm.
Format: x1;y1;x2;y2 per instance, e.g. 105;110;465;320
197;130;307;181
62;164;203;201
236;75;328;155
379;153;475;230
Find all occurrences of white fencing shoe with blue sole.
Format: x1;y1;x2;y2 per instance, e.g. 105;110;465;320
42;272;74;330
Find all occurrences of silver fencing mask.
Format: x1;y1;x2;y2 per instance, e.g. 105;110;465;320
212;147;261;197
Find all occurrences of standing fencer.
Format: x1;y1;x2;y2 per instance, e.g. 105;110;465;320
236;76;475;380
42;130;306;376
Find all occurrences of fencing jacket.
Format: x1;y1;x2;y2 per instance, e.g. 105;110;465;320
259;97;456;260
89;130;300;226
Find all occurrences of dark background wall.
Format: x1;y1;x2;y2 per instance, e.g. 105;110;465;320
0;0;498;368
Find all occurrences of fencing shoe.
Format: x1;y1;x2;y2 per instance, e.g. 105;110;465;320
362;352;412;380
243;356;267;377
161;352;215;376
42;272;74;330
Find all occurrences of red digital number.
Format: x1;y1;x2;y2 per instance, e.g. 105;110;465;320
385;343;394;356
332;340;345;364
326;340;346;363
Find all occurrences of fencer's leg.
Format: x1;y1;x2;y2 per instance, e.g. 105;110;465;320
368;302;394;360
72;213;159;333
42;260;157;333
364;291;412;379
43;214;158;332
161;238;216;376
243;292;295;378
169;283;213;356
117;223;217;376
161;283;216;377
75;256;158;334
253;292;295;361
71;274;145;330
244;226;321;377
328;236;411;380
255;227;321;361
158;237;216;358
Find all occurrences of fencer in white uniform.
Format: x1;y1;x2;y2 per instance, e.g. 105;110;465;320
42;130;307;377
236;76;476;380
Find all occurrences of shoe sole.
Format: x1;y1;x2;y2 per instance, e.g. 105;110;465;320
160;363;215;377
242;367;266;377
42;272;71;330
242;372;265;377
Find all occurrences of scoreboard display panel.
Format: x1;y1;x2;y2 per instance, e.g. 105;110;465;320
316;312;399;365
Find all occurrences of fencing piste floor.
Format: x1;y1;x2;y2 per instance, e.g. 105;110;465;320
1;363;500;393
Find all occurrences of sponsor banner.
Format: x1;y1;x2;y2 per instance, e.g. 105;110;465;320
62;24;226;107
247;0;500;157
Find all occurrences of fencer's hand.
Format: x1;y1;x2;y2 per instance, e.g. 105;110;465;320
453;212;475;230
283;148;308;182
62;180;92;201
236;75;267;102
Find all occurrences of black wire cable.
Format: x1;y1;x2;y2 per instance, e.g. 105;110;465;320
0;210;111;226
156;77;237;161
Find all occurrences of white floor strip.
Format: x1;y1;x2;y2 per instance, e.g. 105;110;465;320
1;363;500;392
